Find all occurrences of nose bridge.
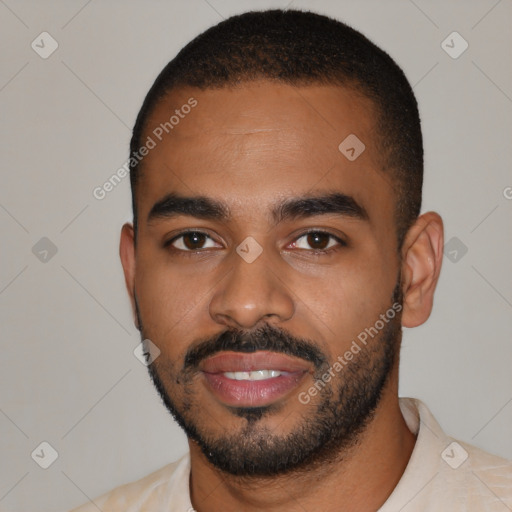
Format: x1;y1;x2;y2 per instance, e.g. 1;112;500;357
209;243;294;329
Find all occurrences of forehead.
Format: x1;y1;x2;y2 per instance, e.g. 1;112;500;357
145;81;377;152
137;81;394;228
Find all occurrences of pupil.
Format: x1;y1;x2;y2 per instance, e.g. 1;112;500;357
307;232;328;249
184;232;205;250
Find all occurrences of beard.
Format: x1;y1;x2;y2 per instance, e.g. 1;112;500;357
135;281;402;478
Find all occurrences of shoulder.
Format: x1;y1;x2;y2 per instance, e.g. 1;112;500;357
387;398;512;511
457;440;512;507
68;453;191;512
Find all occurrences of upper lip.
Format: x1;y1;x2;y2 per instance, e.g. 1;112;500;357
199;351;311;374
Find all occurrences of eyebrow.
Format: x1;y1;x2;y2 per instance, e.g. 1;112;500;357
147;192;368;225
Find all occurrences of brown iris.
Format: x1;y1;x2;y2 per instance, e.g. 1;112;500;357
182;232;207;250
305;232;331;250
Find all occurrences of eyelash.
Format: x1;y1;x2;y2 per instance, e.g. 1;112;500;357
163;229;347;255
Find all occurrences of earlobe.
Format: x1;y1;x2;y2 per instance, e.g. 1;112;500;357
400;212;444;328
119;223;139;330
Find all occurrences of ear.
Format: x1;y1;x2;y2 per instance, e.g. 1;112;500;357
400;212;444;328
119;222;139;330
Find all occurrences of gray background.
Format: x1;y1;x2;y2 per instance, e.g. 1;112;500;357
0;0;511;510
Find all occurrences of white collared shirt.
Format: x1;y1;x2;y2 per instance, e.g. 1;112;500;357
70;398;512;511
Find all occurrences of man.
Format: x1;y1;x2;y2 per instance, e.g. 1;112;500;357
72;9;512;512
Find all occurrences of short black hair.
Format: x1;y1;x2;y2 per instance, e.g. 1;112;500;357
129;9;423;246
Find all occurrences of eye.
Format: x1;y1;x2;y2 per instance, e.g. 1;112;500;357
291;231;344;252
166;231;220;251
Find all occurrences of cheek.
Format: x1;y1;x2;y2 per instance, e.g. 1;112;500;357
134;255;210;351
294;251;395;350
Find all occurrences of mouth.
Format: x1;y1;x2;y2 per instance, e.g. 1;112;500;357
199;350;310;408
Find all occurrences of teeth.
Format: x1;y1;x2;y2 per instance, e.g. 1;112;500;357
223;370;282;381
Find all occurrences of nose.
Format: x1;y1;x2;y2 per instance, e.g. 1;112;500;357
209;245;295;330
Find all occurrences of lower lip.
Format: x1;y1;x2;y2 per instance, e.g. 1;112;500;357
202;371;306;407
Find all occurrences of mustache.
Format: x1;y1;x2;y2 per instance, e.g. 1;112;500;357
184;323;328;371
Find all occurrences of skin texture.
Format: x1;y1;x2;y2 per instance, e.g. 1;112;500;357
119;81;444;511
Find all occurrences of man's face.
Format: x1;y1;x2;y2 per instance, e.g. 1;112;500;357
128;81;402;475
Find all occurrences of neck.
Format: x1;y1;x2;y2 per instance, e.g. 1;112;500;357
188;371;415;512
